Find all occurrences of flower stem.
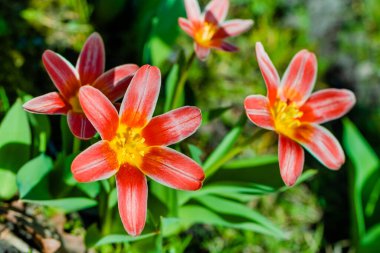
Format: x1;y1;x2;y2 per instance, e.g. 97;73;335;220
72;137;81;154
170;51;196;110
100;178;114;236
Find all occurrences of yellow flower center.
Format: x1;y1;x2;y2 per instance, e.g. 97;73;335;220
69;95;83;113
271;100;303;137
109;125;147;168
194;22;218;47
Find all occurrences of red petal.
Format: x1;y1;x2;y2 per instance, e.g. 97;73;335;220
79;86;119;141
120;65;161;128
116;164;147;236
214;19;253;39
71;140;118;182
42;50;80;99
300;89;356;124
184;0;201;23
23;92;69;115
218;41;238;52
142;106;202;146
76;32;105;85
194;43;210;61
255;42;279;104
278;135;304;186
244;95;274;130
140;147;204;191
204;0;229;24
294;124;345;170
67;111;97;140
178;18;195;37
279;50;317;105
93;64;139;102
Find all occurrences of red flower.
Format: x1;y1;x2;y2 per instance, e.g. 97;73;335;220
71;65;204;236
244;42;356;186
179;0;253;61
23;32;139;139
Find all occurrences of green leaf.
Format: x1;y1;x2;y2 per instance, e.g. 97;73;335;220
188;144;203;165
23;198;97;213
77;182;100;198
0;169;17;200
358;224;380;253
16;154;53;198
94;232;158;247
222;155;278;170
164;64;180;112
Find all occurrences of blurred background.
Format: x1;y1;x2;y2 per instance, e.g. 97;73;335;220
0;0;380;252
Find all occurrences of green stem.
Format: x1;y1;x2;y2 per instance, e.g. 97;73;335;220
170;51;196;110
100;178;114;236
72;137;81;154
168;188;178;217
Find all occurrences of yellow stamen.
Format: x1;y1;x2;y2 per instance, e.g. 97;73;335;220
69;95;83;113
194;22;218;47
109;125;147;168
271;100;303;137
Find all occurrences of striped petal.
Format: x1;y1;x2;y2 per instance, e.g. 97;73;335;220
76;32;105;85
244;95;274;130
23;92;69;115
120;65;161;128
71;140;118;182
116;164;147;236
92;64;139;102
184;0;201;23
218;41;238;52
300;89;356;124
214;19;254;38
42;50;80;99
255;42;280;104
278;135;304;186
279;50;317;106
194;43;210;61
205;0;229;24
67;111;97;140
140;147;204;191
142;106;202;146
178;17;195;37
79;86;119;141
295;124;345;170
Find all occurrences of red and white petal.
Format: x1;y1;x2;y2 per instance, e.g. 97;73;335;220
218;41;238;52
120;65;161;128
184;0;201;23
76;32;105;85
244;95;274;130
178;17;195;37
23;92;69;115
140;147;204;191
142;106;202;146
194;43;210;61
295;124;345;170
42;50;80;99
79;86;119;141
116;164;147;236
279;50;317;106
255;42;280;104
278;135;304;186
214;19;253;39
92;64;139;102
204;0;229;24
300;88;356;124
71;140;118;182
67;111;97;140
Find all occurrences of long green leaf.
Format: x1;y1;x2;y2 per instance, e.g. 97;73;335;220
358;224;380;253
94;232;158;247
23;198;97;213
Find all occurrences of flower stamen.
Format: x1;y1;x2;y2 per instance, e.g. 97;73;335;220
271;100;303;137
194;22;218;47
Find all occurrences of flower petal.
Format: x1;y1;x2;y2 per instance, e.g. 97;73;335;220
76;32;105;85
194;43;210;61
120;65;161;128
214;19;254;38
255;42;280;104
218;41;238;52
205;0;229;24
244;95;274;130
79;86;119;141
300;88;356;124
92;64;139;102
278;135;304;186
294;124;345;170
67;111;97;140
184;0;201;23
178;17;195;37
23;92;69;115
279;50;317;105
71;140;118;182
142;106;202;146
140;146;204;191
42;50;80;99
116;164;147;236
